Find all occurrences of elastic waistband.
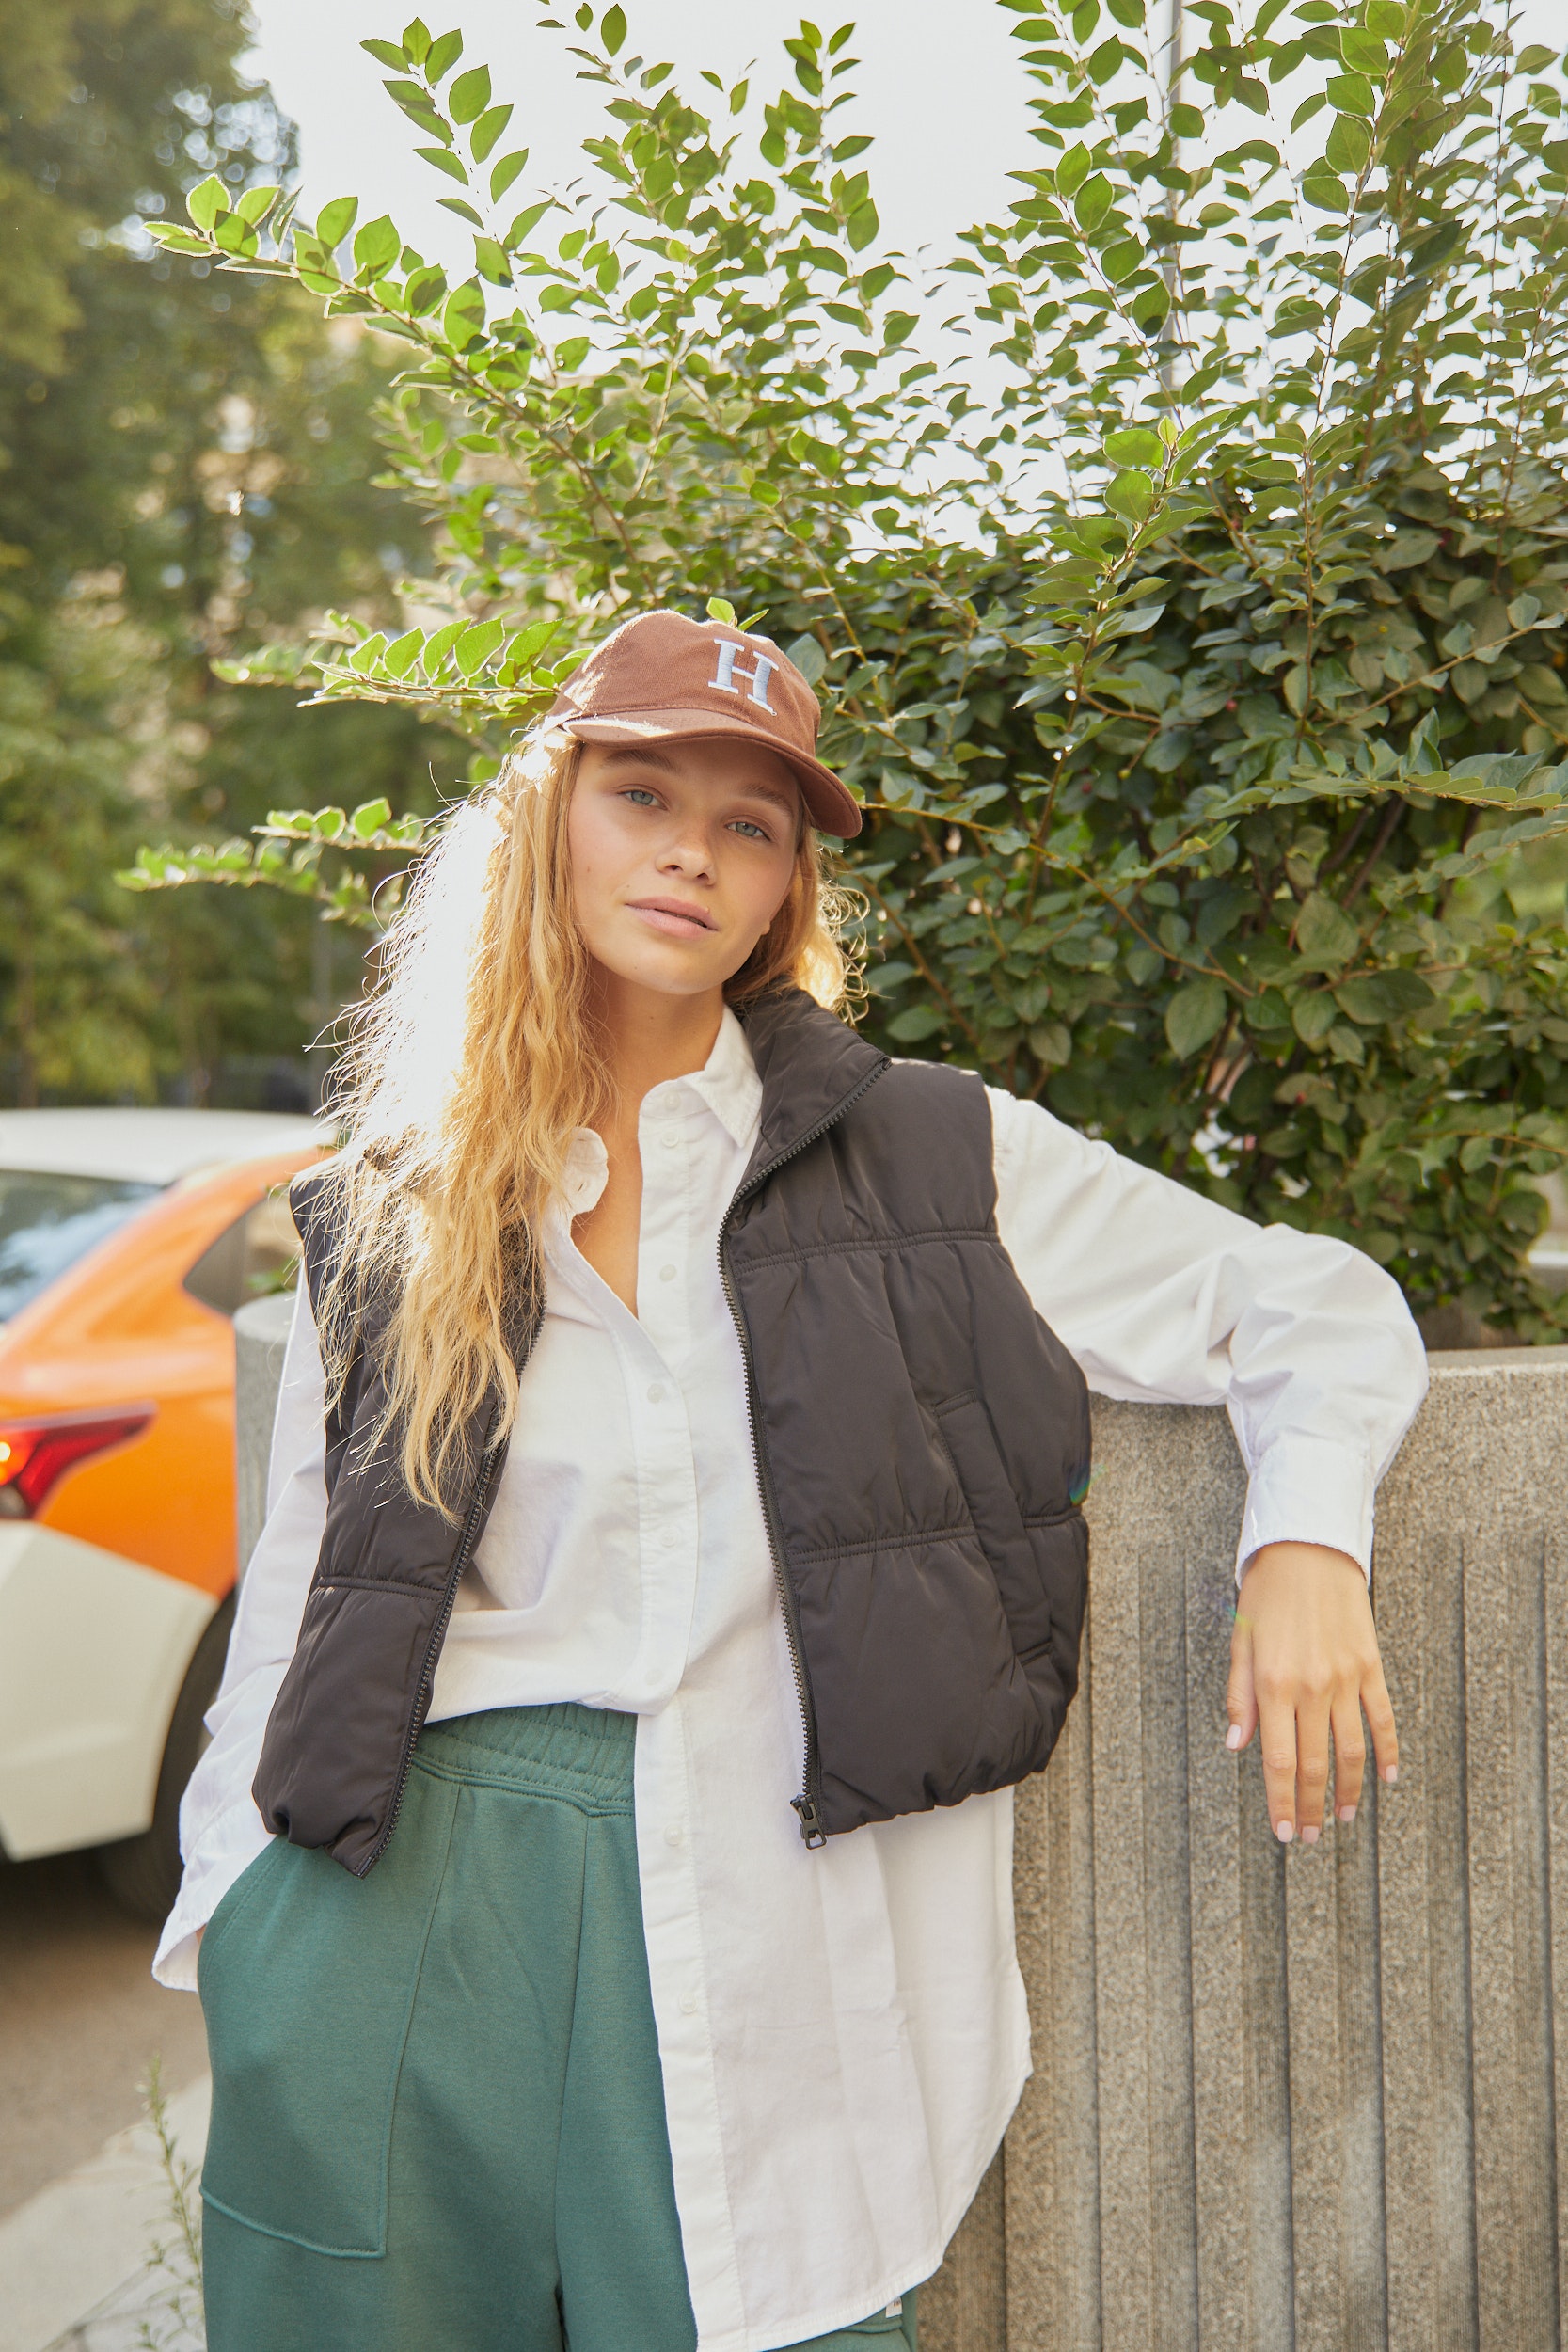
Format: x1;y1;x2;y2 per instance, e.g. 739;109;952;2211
415;1702;636;1811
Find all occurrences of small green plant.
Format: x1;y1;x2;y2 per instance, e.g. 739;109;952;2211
135;2058;204;2352
124;0;1568;1338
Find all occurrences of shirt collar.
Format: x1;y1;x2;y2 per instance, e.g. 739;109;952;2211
551;1007;761;1234
674;1004;763;1152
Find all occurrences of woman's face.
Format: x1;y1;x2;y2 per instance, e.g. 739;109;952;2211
567;736;802;999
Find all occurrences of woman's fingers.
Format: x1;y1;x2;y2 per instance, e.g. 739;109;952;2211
1257;1683;1300;1843
1294;1685;1332;1843
1330;1689;1368;1822
1363;1658;1400;1789
1227;1613;1258;1755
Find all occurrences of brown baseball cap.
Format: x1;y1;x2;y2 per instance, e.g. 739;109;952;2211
545;608;863;838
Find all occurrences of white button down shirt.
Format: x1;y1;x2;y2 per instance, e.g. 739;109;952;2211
156;1009;1427;2352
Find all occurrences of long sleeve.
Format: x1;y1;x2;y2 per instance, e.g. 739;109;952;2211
987;1086;1428;1581
152;1280;329;1990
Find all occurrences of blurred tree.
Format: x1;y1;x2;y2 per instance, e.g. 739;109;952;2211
0;0;437;1104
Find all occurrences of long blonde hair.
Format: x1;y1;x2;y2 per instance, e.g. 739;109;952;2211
316;731;857;1516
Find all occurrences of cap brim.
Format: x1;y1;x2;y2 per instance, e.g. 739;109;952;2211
558;706;863;839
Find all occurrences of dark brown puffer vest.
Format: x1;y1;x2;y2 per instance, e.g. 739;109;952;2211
254;985;1091;1874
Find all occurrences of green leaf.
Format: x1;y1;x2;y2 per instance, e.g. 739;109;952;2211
1291;992;1338;1044
1326;72;1376;119
1295;891;1359;970
381;632;422;680
706;596;738;625
316;196;358;247
847;200;879;251
888;1005;947;1042
1103;426;1164;469
469;103;514;161
150;225;212;254
455;619;506;675
1170;101;1204;139
1334;970;1436;1025
352;796;394;836
418;145;471;183
235;183;282;225
492;148;531;200
505;199;551;248
353;214;402;277
1074;174;1112;230
424;27;464;78
361;38;408;67
214;213;260;257
1056;142;1090;195
402;18;432;63
475;236;512;284
1104;469;1153;522
187;174;230;230
1338;28;1387;73
602;4;627;55
1165;978;1227;1058
449;63;492;123
1324;113;1370;174
784;631;827;684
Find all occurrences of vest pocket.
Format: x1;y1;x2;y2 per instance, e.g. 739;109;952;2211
931;1391;1053;1656
198;1765;457;2258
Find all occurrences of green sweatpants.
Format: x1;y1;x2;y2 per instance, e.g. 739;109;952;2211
198;1702;919;2352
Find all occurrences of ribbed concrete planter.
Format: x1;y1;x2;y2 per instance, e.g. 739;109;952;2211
232;1314;1568;2352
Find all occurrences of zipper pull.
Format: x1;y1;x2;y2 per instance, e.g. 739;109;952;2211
792;1792;828;1849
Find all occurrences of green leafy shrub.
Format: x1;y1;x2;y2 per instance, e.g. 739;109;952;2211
126;0;1568;1335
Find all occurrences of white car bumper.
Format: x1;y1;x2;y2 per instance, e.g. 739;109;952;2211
0;1524;215;1859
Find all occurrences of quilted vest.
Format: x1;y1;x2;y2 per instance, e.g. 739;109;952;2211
253;985;1091;1872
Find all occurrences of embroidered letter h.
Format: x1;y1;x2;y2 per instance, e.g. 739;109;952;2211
709;636;775;712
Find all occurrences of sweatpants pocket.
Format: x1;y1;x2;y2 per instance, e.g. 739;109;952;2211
198;1764;458;2258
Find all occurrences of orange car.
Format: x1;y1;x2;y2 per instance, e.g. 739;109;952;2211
0;1109;326;1917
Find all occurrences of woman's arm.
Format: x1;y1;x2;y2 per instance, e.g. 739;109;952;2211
988;1086;1426;1842
152;1279;329;1986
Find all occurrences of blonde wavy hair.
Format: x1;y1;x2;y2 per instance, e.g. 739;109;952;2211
315;730;858;1517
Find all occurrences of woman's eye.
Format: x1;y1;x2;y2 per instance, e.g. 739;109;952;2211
730;818;770;841
622;787;662;807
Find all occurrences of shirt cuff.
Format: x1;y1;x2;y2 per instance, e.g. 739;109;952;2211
152;1805;274;1991
1235;1435;1377;1587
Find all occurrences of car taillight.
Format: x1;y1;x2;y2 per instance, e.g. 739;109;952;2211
0;1406;156;1518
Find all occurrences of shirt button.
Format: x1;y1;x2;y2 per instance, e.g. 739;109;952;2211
647;1382;665;1404
680;1990;699;2015
661;1131;679;1150
665;1824;684;1848
659;1527;678;1549
659;1263;677;1282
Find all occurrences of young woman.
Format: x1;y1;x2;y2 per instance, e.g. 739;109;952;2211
157;609;1427;2352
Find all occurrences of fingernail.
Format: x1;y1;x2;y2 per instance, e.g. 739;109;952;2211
1275;1820;1293;1844
1226;1724;1243;1751
1300;1823;1320;1845
1384;1764;1399;1786
1337;1804;1357;1825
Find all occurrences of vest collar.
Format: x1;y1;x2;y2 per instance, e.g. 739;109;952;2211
735;986;889;1185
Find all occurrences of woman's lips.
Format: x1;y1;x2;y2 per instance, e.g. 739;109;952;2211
627;898;718;939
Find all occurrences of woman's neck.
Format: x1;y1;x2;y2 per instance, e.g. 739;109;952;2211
591;971;726;1124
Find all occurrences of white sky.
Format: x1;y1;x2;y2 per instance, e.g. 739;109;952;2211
244;0;1565;278
243;0;1034;274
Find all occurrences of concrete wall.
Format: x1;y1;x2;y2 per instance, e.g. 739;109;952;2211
925;1349;1568;2352
230;1327;1568;2348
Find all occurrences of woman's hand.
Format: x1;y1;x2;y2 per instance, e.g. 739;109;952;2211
1227;1542;1398;1845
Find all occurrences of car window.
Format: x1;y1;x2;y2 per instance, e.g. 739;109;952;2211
0;1171;162;1322
183;1189;301;1318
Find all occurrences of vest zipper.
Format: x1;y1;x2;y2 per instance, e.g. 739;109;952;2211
717;1057;888;1849
353;1391;509;1877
